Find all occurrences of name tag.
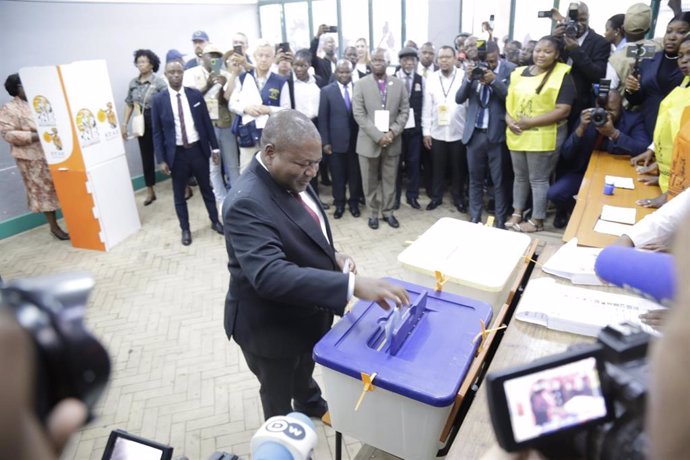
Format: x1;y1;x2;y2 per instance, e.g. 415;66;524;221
404;108;415;129
375;110;390;132
438;103;450;126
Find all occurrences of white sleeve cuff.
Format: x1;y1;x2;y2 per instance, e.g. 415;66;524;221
347;273;355;300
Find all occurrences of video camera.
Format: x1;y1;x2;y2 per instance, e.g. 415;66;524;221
486;322;650;460
626;43;656;78
0;273;111;423
470;40;489;81
590;79;611;128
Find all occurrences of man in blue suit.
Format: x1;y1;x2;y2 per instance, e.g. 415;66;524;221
456;40;514;228
547;90;650;228
152;61;224;246
318;60;363;218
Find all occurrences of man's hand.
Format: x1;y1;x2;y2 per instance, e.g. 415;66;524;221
245;105;268;117
596;113;617;138
353;277;410;310
639;308;668;329
323;144;333;155
228;53;246;74
212;149;220;165
211;74;227;87
423;135;433;150
563;35;579;51
464;62;475;82
624;74;641;94
317;24;328;37
335;252;357;274
575;109;592;137
630;149;654;167
481;68;496;85
637;173;660;187
506;114;522;135
160;162;171;176
637;191;666;208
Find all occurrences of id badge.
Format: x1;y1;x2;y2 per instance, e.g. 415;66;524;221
437;103;450;126
206;98;219;120
375;110;390;132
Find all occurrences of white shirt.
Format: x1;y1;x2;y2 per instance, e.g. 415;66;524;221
228;71;291;116
293;74;321;120
168;88;200;146
422;68;467;142
337;81;354;100
626;188;690;248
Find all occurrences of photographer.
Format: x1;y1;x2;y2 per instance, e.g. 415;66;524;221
547;89;650;228
456;40;515;228
552;2;610;130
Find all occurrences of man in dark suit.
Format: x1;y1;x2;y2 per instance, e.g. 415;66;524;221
456;40;515;228
318;60;363;219
394;47;424;210
309;25;338;83
222;110;409;420
548;90;650;228
152;61;224;246
553;1;611;130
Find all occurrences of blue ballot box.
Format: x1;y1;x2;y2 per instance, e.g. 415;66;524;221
314;278;493;460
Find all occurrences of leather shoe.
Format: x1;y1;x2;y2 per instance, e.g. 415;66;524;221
320;200;330;210
368;217;379;229
144;195;156;206
553;211;570;229
181;230;192;246
334;207;345;219
407;198;421;209
426;200;442;211
294;401;328;419
455;202;467;213
383;215;400;228
211;222;224;235
470;216;481;224
349;205;361;217
50;228;70;241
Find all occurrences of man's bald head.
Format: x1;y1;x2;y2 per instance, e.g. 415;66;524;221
261;110;320;150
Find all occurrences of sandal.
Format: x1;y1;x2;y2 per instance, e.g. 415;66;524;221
515;219;544;233
505;213;522;229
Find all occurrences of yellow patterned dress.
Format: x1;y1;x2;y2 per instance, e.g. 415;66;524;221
0;96;60;213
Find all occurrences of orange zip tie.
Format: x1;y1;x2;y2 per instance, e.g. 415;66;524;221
355;372;377;411
524;255;543;267
472;320;507;354
434;270;448;291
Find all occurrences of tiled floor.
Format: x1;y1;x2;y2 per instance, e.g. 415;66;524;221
0;181;563;460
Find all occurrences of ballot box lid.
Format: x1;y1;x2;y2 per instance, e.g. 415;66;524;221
313;278;493;407
398;217;531;292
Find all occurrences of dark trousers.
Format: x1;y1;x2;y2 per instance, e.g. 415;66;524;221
241;348;326;420
138;110;156;187
395;129;422;201
171;143;219;231
431;139;467;204
547;172;582;214
467;130;509;223
330;148;363;208
421;144;433;197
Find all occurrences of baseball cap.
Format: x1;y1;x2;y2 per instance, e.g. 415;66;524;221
165;49;184;62
624;3;652;35
191;30;210;42
202;43;222;55
398;47;419;59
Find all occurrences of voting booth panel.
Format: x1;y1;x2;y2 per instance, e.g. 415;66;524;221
314;279;493;460
20;60;140;251
398;218;531;312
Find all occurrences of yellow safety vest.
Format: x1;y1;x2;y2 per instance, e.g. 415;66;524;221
654;76;690;193
506;63;571;152
668;105;690;199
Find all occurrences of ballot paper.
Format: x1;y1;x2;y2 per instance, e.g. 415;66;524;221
594;219;633;236
542;238;604;285
515;278;662;337
375;110;390;132
604;175;635;190
601;205;637;225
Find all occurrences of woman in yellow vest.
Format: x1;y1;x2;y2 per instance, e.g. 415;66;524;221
633;34;690;209
505;36;575;232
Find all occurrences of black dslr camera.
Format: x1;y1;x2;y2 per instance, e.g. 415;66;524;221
486;322;650;460
564;3;581;38
590;79;611;128
471;40;489;81
0;273;111;423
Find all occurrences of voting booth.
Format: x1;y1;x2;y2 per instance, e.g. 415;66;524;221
398;218;531;311
314;279;493;460
20;60;140;251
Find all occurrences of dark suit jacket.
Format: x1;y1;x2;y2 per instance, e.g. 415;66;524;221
222;157;349;358
625;51;685;138
318;81;359;153
151;87;218;168
310;36;335;82
560;109;650;175
456;59;515;145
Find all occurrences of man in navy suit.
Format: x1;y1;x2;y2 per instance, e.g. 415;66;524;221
222;110;409;419
456;40;514;228
152;61;224;246
547;90;650;228
318;60;363;218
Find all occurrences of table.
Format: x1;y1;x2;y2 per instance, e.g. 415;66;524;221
446;244;597;459
563;151;660;247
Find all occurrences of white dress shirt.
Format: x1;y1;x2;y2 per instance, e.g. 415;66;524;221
293;74;321;120
228;71;291;116
422;68;467;142
168;88;200;146
626;187;690;248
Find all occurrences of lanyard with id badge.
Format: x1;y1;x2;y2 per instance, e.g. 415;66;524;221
374;78;390;132
437;71;456;126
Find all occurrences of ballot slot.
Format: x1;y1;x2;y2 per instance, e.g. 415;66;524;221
366;292;427;354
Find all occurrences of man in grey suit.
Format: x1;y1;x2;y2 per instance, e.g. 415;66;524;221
456;40;514;228
352;49;410;230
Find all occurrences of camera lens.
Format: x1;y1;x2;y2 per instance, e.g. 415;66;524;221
591;108;608;127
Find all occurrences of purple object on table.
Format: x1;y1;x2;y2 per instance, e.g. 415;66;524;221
604;183;615;195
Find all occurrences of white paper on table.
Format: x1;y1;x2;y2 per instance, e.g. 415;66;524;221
594;219;633;236
542;238;604;285
374;110;390;132
601;205;637;225
404;108;415;129
604;175;635;189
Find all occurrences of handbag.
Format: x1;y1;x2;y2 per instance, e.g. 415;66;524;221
131;83;153;137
